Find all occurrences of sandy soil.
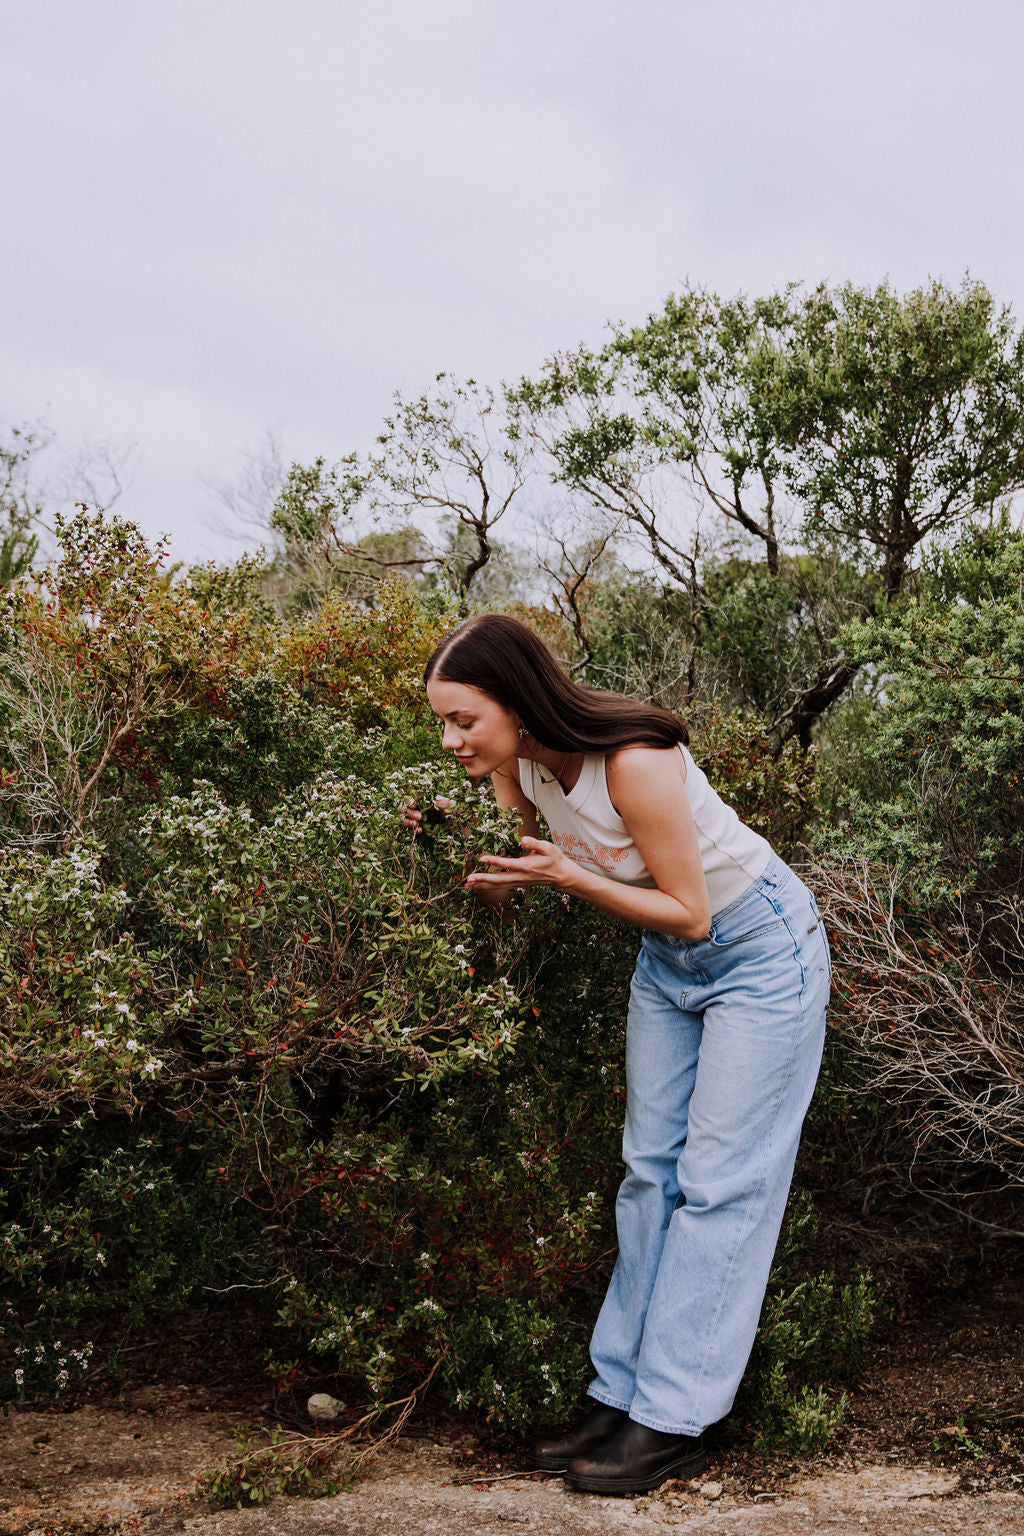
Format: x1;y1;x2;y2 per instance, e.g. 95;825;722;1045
3;1279;1021;1536
2;1404;1022;1536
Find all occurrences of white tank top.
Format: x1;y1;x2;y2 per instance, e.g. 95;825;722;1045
517;745;772;915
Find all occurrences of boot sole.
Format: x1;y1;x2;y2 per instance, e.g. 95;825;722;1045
568;1443;707;1495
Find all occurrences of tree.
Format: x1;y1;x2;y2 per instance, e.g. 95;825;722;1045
267;454;438;608
787;278;1024;600
205;427;287;547
767;279;1024;744
813;520;1024;1228
1;424;45;586
511;288;804;583
372;374;534;596
0;508;215;850
516;279;1024;745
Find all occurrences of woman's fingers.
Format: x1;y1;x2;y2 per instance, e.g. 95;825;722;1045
467;871;529;890
469;851;547;891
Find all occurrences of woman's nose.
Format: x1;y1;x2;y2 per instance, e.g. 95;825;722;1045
441;724;462;751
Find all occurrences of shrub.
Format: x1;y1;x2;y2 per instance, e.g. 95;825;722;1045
1;513;874;1449
738;1192;878;1451
809;521;1024;1227
692;703;818;862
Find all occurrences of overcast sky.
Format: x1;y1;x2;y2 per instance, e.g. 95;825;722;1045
4;0;1023;563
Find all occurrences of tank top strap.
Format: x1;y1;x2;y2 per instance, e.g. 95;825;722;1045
517;755;540;807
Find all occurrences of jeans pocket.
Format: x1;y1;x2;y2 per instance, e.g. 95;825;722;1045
707;917;785;949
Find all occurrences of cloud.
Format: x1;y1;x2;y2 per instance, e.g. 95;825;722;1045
4;0;1023;559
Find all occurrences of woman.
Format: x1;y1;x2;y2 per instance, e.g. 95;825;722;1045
405;613;830;1496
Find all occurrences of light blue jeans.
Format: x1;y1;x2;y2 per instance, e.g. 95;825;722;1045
588;855;830;1436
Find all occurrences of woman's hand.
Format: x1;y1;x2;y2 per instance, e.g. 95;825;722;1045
402;796;455;835
466;835;574;894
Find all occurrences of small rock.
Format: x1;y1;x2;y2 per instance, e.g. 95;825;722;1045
307;1392;345;1422
700;1480;723;1500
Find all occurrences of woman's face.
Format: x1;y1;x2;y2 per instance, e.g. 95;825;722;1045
426;678;521;778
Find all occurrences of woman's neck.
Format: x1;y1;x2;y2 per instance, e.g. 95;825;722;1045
530;745;583;792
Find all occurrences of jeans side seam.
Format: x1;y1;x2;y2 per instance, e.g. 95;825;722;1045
773;892;809;1003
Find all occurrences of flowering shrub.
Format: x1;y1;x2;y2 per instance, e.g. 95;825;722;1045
1;512;871;1447
272;575;451;727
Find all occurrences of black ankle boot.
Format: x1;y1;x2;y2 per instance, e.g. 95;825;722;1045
567;1417;707;1494
532;1402;629;1471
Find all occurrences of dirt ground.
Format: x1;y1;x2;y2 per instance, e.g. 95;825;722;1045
2;1280;1022;1536
1;1407;1022;1536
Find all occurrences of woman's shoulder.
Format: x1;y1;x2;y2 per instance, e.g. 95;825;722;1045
605;743;689;813
606;742;688;776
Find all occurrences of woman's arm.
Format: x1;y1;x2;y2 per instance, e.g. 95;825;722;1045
467;747;711;941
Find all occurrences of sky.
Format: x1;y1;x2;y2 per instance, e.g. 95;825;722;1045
3;0;1023;563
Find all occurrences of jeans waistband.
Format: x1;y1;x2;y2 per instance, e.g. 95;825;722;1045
709;852;792;926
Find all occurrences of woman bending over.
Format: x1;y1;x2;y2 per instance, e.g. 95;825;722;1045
405;613;831;1496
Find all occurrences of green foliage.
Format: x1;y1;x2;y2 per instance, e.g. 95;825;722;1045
11;279;1024;1455
693;704;818;862
518;276;1024;743
0;510;880;1443
827;517;1024;892
443;1299;591;1432
802;521;1024;1223
785;279;1024;596
754;1372;848;1453
700;554;874;724
195;1425;346;1508
583;575;702;710
272;456;367;549
0;424;44;588
741;1194;878;1452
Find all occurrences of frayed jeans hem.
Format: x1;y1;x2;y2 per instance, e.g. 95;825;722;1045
587;1388;633;1413
588;1391;705;1436
629;1409;705;1437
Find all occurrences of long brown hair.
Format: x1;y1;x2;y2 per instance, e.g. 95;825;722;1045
424;614;689;751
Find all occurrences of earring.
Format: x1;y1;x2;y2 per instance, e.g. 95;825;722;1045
518;723;528;741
